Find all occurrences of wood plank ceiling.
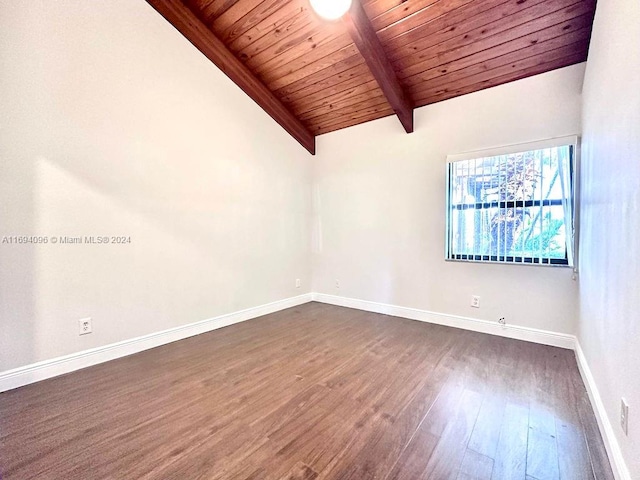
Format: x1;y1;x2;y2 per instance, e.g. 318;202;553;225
147;0;597;154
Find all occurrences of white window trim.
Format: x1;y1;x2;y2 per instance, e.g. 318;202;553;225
446;135;579;163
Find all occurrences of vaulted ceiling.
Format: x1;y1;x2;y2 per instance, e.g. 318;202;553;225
147;0;596;154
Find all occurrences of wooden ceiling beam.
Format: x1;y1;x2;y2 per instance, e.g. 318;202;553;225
342;0;414;133
146;0;316;155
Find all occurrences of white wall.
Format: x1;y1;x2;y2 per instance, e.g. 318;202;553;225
0;1;312;371
579;0;640;476
312;64;584;334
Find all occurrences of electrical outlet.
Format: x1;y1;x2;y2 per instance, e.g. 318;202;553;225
621;398;629;435
295;278;301;288
335;279;340;289
498;317;506;326
78;317;92;335
471;295;481;308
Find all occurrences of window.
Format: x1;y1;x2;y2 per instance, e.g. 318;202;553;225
446;137;577;266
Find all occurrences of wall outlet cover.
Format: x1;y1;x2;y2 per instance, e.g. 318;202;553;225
621;398;629;435
78;318;92;335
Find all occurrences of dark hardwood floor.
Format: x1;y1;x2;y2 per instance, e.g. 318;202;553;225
0;302;613;479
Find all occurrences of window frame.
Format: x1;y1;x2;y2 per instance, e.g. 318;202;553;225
445;136;579;267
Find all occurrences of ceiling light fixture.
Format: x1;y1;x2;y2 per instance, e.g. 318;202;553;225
309;0;352;21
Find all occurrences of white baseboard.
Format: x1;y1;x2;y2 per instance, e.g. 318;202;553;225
0;293;313;393
575;342;631;480
312;293;576;349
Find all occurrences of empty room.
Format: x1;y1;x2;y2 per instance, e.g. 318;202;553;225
1;0;638;478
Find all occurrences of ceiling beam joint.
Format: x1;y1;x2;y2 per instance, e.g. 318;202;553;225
343;0;414;133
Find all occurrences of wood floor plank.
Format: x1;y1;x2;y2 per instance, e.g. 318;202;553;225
0;303;614;480
467;391;507;460
527;406;561;480
422;388;484;478
556;418;596;480
490;402;530;480
282;462;319;480
458;449;494;480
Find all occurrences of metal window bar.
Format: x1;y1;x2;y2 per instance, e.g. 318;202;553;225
473;157;478;258
450;199;564;210
538;149;544;263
